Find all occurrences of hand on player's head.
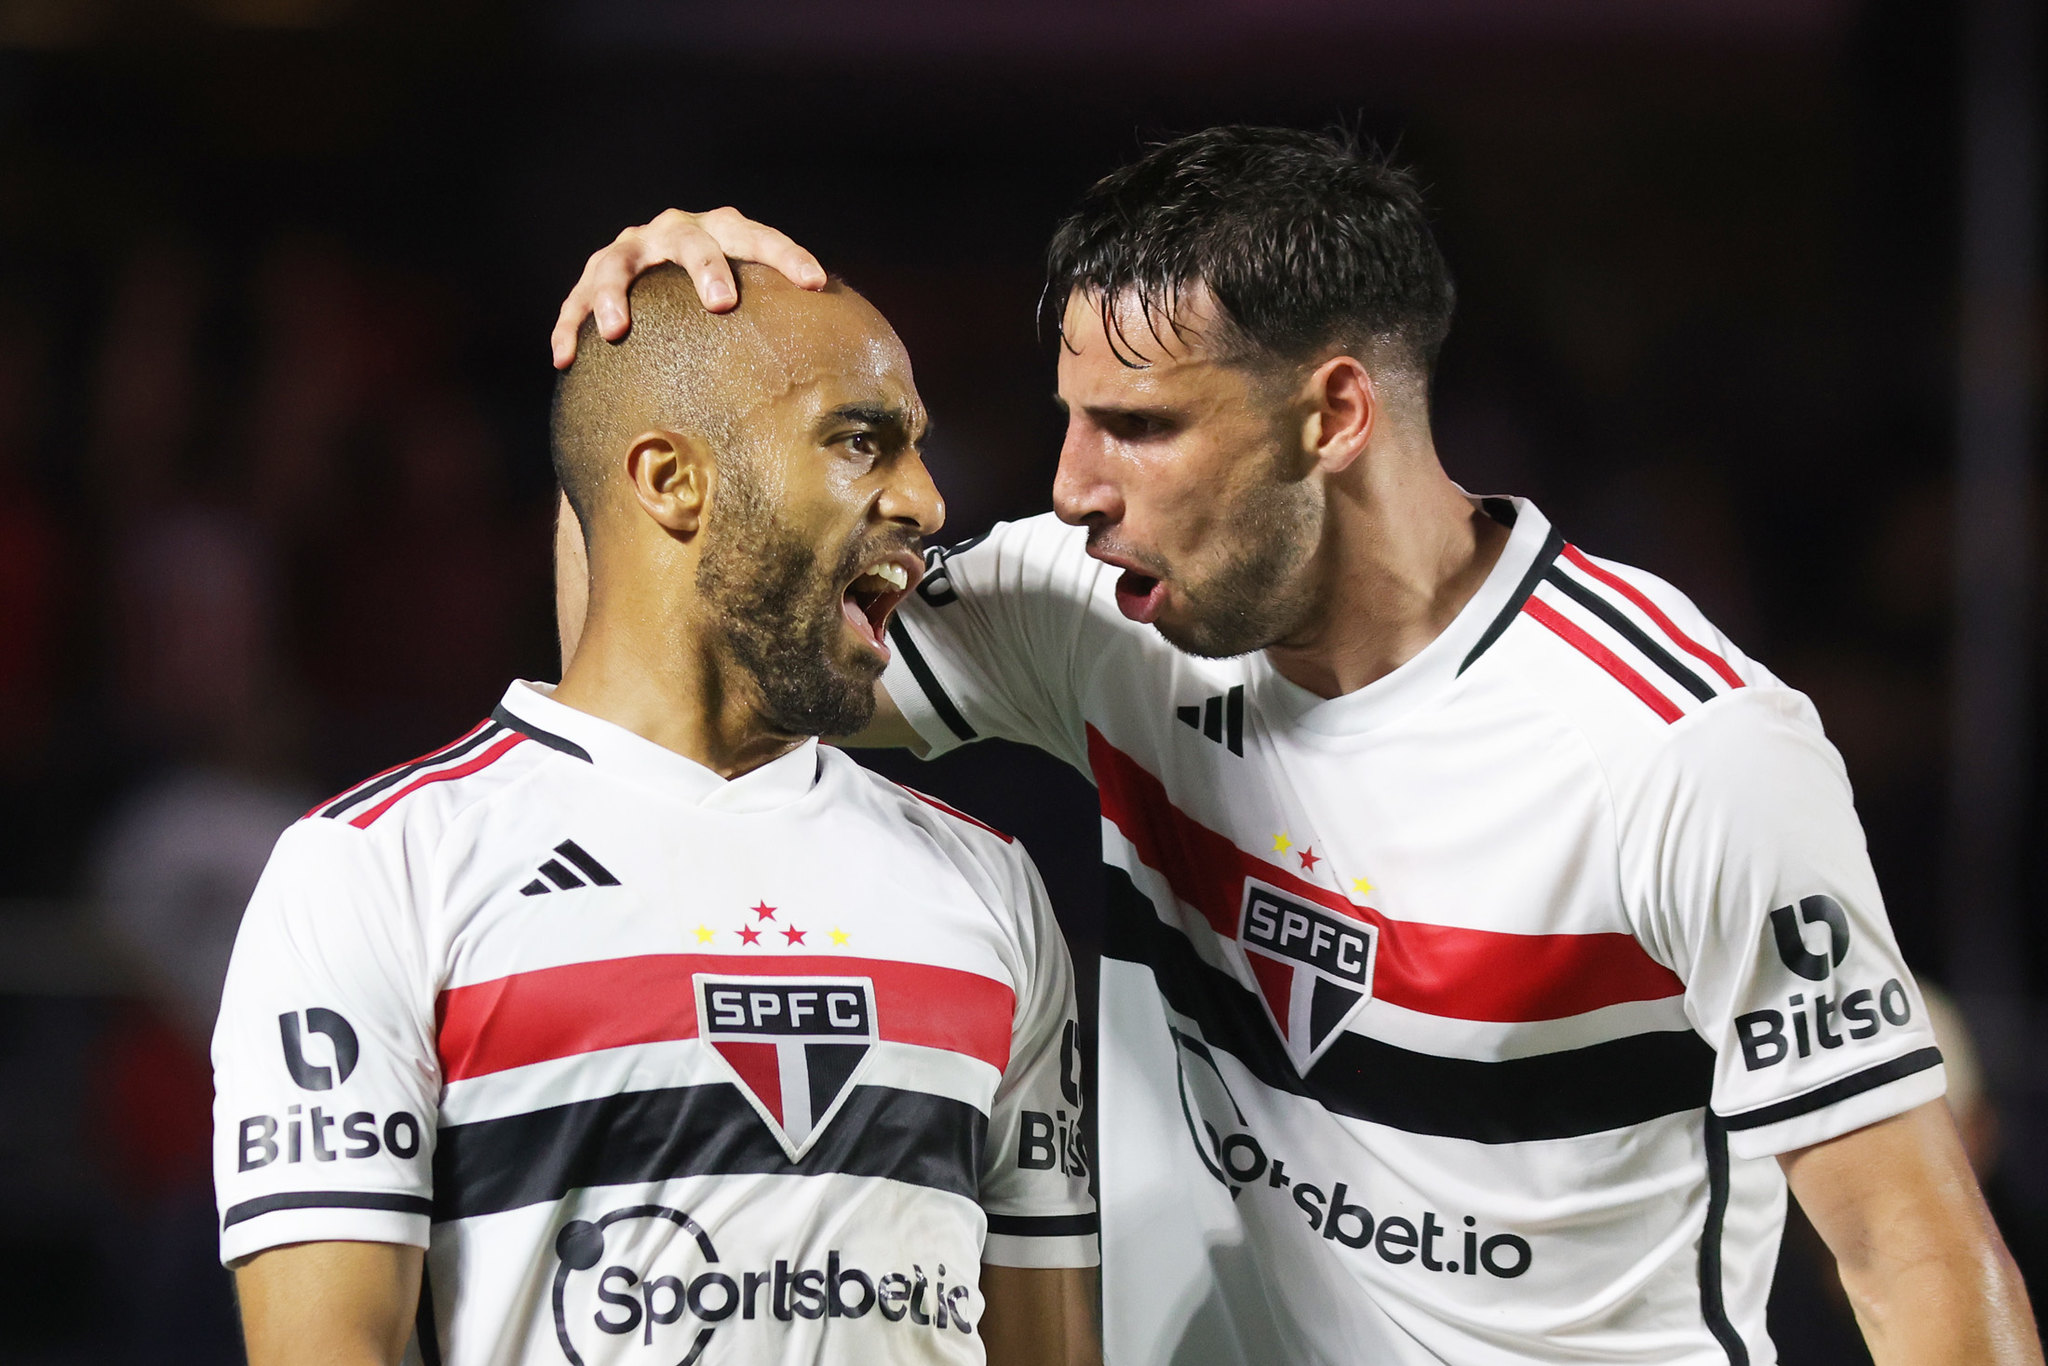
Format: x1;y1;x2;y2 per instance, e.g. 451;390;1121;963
550;207;827;369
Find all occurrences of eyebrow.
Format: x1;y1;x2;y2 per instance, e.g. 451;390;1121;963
819;403;929;443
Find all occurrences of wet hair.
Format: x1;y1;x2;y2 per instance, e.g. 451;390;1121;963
1042;125;1455;383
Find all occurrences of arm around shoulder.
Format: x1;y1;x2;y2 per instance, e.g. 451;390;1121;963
1782;1100;2041;1366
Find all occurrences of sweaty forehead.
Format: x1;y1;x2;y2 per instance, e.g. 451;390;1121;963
732;282;918;422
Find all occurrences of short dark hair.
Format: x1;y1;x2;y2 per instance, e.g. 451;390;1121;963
1043;125;1455;380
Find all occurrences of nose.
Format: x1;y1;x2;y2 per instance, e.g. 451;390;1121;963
1052;419;1123;528
878;449;946;539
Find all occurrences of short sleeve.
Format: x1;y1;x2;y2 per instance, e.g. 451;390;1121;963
211;820;441;1265
882;514;1114;770
1621;688;1945;1161
978;850;1098;1268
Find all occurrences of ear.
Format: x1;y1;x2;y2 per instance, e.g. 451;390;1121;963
1298;355;1376;475
623;429;714;535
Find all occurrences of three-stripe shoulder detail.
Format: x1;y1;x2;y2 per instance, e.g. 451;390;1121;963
1520;545;1746;724
308;720;529;829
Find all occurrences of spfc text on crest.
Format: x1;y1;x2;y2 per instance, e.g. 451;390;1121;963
1237;881;1378;1074
695;975;878;1157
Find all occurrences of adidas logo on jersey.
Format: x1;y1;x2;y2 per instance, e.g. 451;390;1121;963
1175;684;1245;756
518;840;621;897
697;975;877;1157
1238;879;1378;1074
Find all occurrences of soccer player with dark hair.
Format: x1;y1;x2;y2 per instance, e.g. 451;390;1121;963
215;264;1101;1366
554;128;2041;1364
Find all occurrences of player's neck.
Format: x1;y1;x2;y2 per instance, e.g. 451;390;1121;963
553;589;807;781
1261;448;1508;701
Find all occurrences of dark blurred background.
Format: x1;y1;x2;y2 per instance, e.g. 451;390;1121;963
0;0;2039;1361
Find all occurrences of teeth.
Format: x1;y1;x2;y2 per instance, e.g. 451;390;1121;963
862;562;909;591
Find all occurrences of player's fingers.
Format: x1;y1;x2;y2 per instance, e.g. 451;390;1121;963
696;206;827;290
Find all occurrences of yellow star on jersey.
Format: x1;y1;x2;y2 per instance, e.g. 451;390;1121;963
1351;877;1374;897
829;927;850;947
694;924;716;944
1270;832;1293;854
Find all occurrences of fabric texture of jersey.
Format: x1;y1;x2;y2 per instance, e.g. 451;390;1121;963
879;499;1941;1366
212;681;1094;1366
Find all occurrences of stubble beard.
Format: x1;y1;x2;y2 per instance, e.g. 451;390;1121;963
695;463;886;739
1155;472;1323;660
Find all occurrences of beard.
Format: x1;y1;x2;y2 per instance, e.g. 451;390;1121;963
695;464;896;738
1152;471;1323;660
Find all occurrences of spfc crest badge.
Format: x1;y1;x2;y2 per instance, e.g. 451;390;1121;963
695;975;877;1158
1237;879;1378;1074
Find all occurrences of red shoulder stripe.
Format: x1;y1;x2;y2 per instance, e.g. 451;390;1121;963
303;718;495;820
1561;544;1743;690
902;786;1014;843
1523;597;1684;724
349;733;527;829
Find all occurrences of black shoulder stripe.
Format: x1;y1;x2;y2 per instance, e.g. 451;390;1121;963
221;1190;435;1228
985;1211;1099;1238
1719;1048;1943;1132
886;617;977;743
318;723;505;820
1543;567;1716;703
491;705;593;762
1458;526;1565;676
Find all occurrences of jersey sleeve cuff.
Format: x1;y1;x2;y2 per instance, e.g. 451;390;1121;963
981;1210;1100;1268
219;1190;433;1266
1720;1048;1946;1160
881;617;976;758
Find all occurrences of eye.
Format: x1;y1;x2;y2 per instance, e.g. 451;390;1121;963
846;431;882;458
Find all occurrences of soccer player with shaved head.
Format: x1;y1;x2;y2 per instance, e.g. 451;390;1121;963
557;128;2040;1365
213;264;1101;1366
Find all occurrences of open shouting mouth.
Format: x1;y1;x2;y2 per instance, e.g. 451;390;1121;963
840;550;924;654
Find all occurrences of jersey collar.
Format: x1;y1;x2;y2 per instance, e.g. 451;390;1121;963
1245;495;1557;738
495;681;823;812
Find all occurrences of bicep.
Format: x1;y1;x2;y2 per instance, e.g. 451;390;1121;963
1781;1101;1997;1274
236;1240;423;1366
978;1264;1101;1366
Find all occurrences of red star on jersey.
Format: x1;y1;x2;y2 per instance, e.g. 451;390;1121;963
750;901;777;922
737;926;761;946
1297;847;1322;872
782;925;807;946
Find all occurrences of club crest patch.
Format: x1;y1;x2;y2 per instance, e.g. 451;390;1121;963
1237;879;1378;1073
695;975;877;1158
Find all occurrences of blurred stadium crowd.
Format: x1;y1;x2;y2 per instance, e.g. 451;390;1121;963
0;0;2039;1361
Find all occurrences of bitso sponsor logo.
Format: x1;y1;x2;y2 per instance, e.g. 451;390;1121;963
1170;1028;1532;1280
695;976;876;1157
1770;895;1850;981
552;1205;974;1365
278;1008;358;1091
1237;880;1378;1073
1737;893;1914;1071
240;1006;419;1172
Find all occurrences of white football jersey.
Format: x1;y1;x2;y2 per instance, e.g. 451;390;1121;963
213;682;1094;1366
879;498;1942;1365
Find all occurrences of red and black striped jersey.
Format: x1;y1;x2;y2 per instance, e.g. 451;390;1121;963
213;682;1094;1366
880;498;1940;1366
